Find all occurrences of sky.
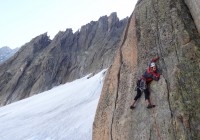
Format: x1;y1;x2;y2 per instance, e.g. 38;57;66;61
0;0;138;49
0;69;106;140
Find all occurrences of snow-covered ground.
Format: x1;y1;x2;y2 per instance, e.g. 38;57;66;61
0;69;107;140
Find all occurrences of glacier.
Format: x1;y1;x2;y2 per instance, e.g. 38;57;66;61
0;69;107;140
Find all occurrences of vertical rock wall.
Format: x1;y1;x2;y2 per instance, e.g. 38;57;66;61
184;0;200;33
93;13;138;140
93;0;200;139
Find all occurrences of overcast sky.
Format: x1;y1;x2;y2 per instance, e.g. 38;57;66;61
0;0;137;49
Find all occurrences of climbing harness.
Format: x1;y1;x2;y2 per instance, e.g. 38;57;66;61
135;79;147;92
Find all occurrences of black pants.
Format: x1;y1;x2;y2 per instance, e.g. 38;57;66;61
134;88;150;101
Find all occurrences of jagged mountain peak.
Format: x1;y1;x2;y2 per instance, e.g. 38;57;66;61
18;32;51;56
0;46;11;50
108;12;119;23
31;32;49;42
0;12;128;106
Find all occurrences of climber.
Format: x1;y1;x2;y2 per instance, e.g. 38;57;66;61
130;57;160;109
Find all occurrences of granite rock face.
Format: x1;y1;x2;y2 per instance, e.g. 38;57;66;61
0;13;128;105
184;0;200;33
93;0;200;139
0;33;51;105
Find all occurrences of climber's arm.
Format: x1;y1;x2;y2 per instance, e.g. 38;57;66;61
151;57;160;63
151;72;160;81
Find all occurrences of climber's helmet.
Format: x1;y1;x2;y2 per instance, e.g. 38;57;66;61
150;62;156;71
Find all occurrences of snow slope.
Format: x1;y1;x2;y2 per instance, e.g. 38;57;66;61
0;69;107;140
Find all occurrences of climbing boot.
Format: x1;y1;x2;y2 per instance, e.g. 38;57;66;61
147;104;155;109
130;105;135;110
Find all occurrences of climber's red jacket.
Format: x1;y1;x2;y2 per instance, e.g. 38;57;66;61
141;57;160;84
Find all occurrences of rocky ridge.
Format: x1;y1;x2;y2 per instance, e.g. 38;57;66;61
0;12;128;106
